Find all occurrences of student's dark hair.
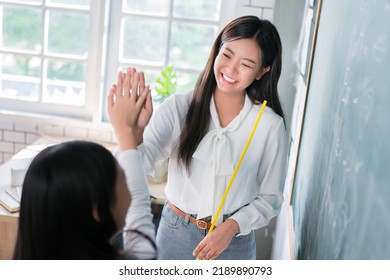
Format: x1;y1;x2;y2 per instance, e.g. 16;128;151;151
176;15;284;170
13;141;119;259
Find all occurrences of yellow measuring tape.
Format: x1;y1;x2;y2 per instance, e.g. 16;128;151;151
208;100;267;233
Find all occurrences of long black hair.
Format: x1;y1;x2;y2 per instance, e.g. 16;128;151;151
13;141;118;259
176;16;284;170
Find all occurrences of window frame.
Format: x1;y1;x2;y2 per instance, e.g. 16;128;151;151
0;0;106;121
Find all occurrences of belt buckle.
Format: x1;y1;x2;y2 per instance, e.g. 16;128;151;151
196;220;208;230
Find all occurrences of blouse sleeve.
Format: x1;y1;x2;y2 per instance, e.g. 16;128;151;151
138;93;187;177
230;119;288;235
116;149;156;259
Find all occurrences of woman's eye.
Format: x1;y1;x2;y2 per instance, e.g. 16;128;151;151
223;53;230;58
242;64;251;68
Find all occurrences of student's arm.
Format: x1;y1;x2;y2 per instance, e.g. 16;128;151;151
116;149;156;259
108;67;156;259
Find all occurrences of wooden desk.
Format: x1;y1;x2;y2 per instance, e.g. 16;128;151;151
0;137;166;259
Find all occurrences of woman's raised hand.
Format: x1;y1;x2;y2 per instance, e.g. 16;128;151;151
108;67;153;151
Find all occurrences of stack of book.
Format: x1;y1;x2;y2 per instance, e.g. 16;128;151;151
0;167;25;213
0;187;21;213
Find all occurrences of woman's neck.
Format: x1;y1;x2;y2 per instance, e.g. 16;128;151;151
214;90;245;128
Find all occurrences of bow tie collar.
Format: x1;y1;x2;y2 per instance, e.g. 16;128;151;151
192;94;253;223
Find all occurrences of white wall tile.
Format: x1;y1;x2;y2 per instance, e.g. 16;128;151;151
0;115;118;165
251;0;275;9
88;129;112;143
38;124;64;137
65;127;88;139
15;122;37;133
263;8;274;21
239;6;264;17
26;133;40;144
14;143;27;153
0;141;14;153
3;131;25;144
0;121;13;130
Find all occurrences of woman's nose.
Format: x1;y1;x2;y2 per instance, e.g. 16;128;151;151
226;60;239;75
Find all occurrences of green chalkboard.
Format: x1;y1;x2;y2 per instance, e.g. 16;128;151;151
292;0;390;259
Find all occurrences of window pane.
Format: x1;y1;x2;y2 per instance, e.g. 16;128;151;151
47;10;89;56
2;54;41;77
170;23;216;70
47;0;90;7
176;71;199;94
173;0;221;21
0;54;41;101
47;59;86;82
2;6;42;52
138;68;160;89
124;0;170;16
0;79;40;101
44;83;85;106
121;17;168;65
3;0;42;4
44;59;86;106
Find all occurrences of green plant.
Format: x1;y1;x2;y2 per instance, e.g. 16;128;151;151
154;65;177;103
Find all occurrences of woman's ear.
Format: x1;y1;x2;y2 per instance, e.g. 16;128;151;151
256;66;270;80
92;204;101;222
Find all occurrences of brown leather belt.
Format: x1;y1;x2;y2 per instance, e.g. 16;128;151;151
168;201;213;230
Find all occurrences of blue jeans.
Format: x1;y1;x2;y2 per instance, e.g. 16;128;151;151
156;202;256;260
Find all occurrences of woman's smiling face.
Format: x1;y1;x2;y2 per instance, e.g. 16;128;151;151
213;38;269;97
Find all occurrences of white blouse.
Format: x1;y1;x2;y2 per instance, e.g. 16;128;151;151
138;91;288;235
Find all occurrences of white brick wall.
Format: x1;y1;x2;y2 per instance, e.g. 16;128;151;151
88;129;113;143
64;127;88;139
238;0;275;21
0;141;14;153
0;121;13;130
0;117;115;165
0;119;38;164
251;0;275;8
3;131;25;143
37;124;65;137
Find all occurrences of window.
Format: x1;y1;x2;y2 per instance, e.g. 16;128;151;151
0;0;231;123
0;0;99;120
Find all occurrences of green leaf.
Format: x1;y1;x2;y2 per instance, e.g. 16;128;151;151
154;65;177;100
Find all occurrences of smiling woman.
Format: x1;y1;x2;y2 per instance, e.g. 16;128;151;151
108;15;288;260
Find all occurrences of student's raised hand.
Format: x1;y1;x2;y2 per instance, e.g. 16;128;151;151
108;67;153;151
192;219;240;260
